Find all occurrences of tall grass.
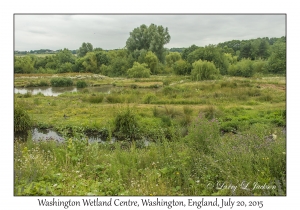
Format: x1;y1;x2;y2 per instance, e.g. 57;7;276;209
14;116;285;196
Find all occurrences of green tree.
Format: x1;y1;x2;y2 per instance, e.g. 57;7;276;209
126;23;171;62
77;42;93;57
127;62;151;78
166;52;181;67
191;60;220;81
105;49;131;76
173;59;191;75
267;41;286;74
228;58;254;77
144;51;159;74
182;44;199;60
58;62;74;73
82;52;98;73
14;55;35;74
56;48;75;64
187;45;229;75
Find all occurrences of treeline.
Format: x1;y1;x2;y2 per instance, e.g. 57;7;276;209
14;49;77;55
14;24;286;78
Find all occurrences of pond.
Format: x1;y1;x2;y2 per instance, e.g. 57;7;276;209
14;85;113;96
14;128;115;143
14;128;150;146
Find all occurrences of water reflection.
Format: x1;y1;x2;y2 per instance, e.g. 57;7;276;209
14;128;149;146
14;85;113;96
14;86;77;96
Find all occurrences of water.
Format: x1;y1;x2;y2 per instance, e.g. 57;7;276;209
14;128;111;143
14;128;149;146
14;85;113;96
14;86;77;96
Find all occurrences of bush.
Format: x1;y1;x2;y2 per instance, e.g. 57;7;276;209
127;62;151;78
143;93;157;104
76;80;88;88
50;77;73;87
228;59;254;77
191;60;220;81
39;80;49;86
14;105;33;132
87;94;104;103
114;108;140;140
173;59;191;75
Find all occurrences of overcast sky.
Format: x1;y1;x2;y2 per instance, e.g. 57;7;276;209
14;14;286;51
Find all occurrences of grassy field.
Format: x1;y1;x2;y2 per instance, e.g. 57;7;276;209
14;74;286;196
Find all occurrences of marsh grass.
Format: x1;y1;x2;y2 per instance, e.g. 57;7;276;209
14;74;286;196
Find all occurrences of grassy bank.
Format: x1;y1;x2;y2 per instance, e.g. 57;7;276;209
14;74;286;195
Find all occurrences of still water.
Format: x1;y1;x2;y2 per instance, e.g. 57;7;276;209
14;85;113;96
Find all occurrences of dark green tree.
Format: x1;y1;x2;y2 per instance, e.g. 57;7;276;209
187;45;229;75
56;48;76;64
267;41;286;74
182;44;199;60
126;24;171;63
77;42;93;57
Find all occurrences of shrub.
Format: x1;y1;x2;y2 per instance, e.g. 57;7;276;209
88;94;104;103
173;59;191;75
14;104;33;132
143;93;157;104
39;80;49;86
76;80;88;88
253;59;268;74
50;77;73;87
127;62;151;78
191;60;220;81
228;59;254;77
114;108;140;140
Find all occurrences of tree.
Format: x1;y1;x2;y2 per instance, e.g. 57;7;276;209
228;58;254;77
267;41;286;74
127;62;151;78
126;23;171;62
187;45;229;75
144;51;159;74
191;60;220;81
166;52;181;67
56;48;75;64
14;55;35;73
182;44;199;60
82;52;98;73
58;62;73;73
77;42;93;57
173;59;191;75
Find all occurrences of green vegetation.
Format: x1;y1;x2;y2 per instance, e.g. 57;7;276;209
14;104;33;132
14;25;286;196
50;77;73;87
127;62;151;78
14;74;286;196
191;60;220;81
76;80;88;88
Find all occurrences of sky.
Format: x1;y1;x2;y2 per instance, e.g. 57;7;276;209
14;14;286;51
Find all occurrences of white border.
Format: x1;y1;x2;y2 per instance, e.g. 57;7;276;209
2;1;298;209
